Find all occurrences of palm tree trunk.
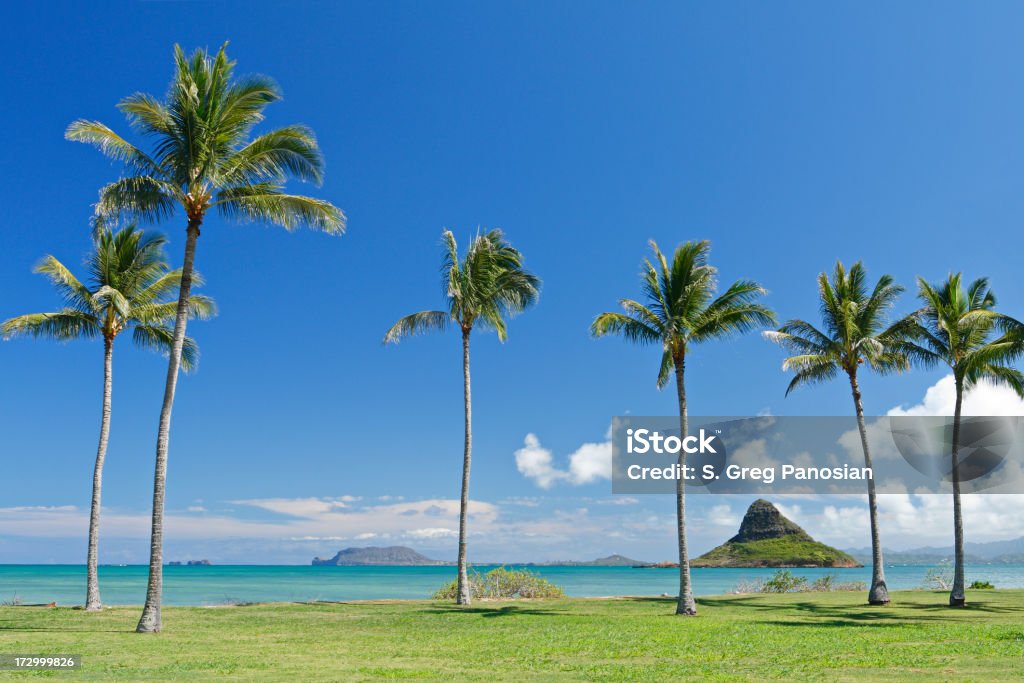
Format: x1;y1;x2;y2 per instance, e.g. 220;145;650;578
456;328;473;605
85;336;114;612
137;220;201;633
949;377;966;607
673;355;697;616
848;371;889;605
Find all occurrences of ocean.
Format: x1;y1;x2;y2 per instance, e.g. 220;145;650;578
3;564;1024;606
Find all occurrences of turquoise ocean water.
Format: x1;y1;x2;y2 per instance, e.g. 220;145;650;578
3;564;1024;606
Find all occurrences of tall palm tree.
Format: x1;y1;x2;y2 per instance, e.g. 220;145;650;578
1;226;214;612
592;240;775;615
66;44;345;632
900;274;1024;607
384;229;540;605
764;261;909;605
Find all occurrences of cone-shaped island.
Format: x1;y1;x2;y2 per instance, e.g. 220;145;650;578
692;499;861;568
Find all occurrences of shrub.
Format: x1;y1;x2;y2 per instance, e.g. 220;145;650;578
763;570;808;593
433;567;565;600
922;562;953;590
733;571;865;594
970;580;995;590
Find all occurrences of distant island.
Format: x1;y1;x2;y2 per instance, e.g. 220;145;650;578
311;547;650;567
527;554;646;567
168;559;212;566
690;499;861;568
846;535;1024;566
312;546;448;566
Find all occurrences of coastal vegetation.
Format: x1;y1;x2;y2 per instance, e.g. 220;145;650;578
592;240;775;615
384;230;540;605
2;591;1022;680
432;567;565;600
734;569;866;594
764;262;910;604
0;226;213;612
64;44;345;632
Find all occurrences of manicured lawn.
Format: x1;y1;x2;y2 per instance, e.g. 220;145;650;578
0;591;1022;681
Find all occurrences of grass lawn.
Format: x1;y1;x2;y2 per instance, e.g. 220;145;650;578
0;590;1022;681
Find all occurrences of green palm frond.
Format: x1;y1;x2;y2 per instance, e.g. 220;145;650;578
65;120;164;176
67;43;342;236
1;310;100;341
3;225;215;357
383;311;450;344
386;229;539;345
215;185;346;234
595;240;772;387
34;255;96;312
769;260;911;395
94;176;180;225
132;325;201;372
908;273;1024;390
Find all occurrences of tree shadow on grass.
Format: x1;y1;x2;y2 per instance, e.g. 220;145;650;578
694;595;1020;624
423;604;569;618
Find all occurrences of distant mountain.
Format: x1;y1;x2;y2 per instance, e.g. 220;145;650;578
312;546;447;566
692;499;861;568
847;536;1024;566
529;554;645;567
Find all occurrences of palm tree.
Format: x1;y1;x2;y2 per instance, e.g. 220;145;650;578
384;229;540;605
1;226;214;612
65;44;345;632
764;261;909;605
900;274;1024;607
592;240;775;615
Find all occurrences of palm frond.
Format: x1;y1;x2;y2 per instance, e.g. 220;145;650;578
132;324;200;372
383;311;450;344
215;185;345;234
1;310;100;341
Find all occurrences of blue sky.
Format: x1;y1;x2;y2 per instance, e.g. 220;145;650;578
2;1;1024;564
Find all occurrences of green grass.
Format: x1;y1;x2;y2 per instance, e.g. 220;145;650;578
1;591;1022;681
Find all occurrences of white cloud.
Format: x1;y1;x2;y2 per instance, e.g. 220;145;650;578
230;497;352;518
186;506;207;513
514;433;612;488
404;528;458;539
514;434;565;489
889;375;1024;417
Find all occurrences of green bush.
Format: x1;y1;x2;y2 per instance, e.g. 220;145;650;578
970;580;995;590
763;570;808;593
735;571;866;594
433;567;566;600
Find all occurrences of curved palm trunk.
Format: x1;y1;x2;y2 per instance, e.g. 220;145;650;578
456;328;473;605
949;378;966;607
848;372;889;605
85;337;114;611
137;221;201;633
673;355;697;615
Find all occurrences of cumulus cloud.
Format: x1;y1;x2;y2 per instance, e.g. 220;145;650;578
404;528;458;539
514;433;612;488
230;497;352;518
889;375;1024;417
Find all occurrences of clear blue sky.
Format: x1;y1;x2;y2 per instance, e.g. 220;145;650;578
2;1;1023;563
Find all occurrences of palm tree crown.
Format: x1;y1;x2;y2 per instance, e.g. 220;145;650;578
66;43;344;235
903;274;1024;392
591;240;775;382
384;229;541;341
764;261;909;393
2;226;214;365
